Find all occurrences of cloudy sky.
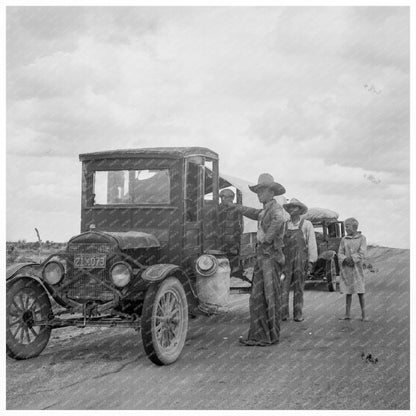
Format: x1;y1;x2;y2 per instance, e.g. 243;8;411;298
6;6;410;248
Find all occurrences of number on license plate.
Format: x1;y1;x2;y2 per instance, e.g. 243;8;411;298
74;254;106;268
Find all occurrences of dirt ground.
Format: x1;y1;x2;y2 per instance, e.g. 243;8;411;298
6;246;410;410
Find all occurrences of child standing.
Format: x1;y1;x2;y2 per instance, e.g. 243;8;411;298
338;217;368;321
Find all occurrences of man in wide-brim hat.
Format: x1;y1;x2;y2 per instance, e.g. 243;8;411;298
282;198;317;322
232;173;286;346
248;173;286;196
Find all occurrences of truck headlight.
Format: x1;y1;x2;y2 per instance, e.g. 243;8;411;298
43;261;64;285
195;254;218;277
110;262;132;287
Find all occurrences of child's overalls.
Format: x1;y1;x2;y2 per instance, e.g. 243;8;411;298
282;219;308;320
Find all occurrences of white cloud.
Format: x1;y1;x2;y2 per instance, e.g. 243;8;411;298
6;6;410;248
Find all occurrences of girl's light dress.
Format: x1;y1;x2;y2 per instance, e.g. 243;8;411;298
338;232;367;294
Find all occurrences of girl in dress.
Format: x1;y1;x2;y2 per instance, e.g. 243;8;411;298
338;218;368;321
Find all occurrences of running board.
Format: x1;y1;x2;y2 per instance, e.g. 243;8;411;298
37;315;141;329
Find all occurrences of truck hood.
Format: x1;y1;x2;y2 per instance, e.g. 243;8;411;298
68;230;160;250
106;231;160;249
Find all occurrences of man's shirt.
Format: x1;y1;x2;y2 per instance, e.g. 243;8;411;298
240;199;285;248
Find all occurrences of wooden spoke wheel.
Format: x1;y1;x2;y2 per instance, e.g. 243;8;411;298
326;257;338;292
7;279;52;359
141;277;188;365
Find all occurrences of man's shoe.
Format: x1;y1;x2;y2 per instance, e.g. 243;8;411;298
294;317;304;322
239;338;259;346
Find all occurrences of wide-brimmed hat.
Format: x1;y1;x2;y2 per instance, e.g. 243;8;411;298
283;198;308;215
219;188;235;198
248;173;286;196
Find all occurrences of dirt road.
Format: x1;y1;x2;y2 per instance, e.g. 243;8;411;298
6;247;409;410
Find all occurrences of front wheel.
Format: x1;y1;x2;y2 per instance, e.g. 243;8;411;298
141;276;188;365
326;257;337;292
6;279;52;359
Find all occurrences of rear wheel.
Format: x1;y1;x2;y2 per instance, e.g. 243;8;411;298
141;276;188;365
326;257;337;292
6;279;52;359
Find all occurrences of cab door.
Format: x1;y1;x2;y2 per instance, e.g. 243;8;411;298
183;157;204;269
202;159;219;252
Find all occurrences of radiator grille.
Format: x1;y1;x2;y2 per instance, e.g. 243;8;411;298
66;242;115;301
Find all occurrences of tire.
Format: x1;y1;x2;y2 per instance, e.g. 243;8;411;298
6;279;52;359
141;276;188;366
326;257;337;292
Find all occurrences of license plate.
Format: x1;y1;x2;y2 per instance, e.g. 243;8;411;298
74;254;106;268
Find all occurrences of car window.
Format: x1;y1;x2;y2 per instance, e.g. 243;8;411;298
185;161;199;221
313;225;324;242
203;161;214;201
327;222;340;238
94;169;170;205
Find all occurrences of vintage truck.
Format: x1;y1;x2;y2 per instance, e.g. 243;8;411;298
6;147;265;366
307;219;345;291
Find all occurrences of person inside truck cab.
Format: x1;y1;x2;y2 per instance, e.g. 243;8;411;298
218;188;242;271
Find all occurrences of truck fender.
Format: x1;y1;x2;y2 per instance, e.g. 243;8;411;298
318;250;337;261
141;264;197;305
318;250;340;274
7;264;67;308
7;274;49;296
141;264;182;282
6;262;40;281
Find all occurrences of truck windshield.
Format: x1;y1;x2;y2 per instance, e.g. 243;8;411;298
93;169;170;205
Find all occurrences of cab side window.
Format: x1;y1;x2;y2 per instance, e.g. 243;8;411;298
185;161;199;222
327;223;340;238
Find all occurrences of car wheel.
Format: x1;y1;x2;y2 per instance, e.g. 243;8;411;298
326;257;337;292
6;279;52;360
141;276;188;365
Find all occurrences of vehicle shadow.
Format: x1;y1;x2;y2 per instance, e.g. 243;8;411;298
44;327;143;364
